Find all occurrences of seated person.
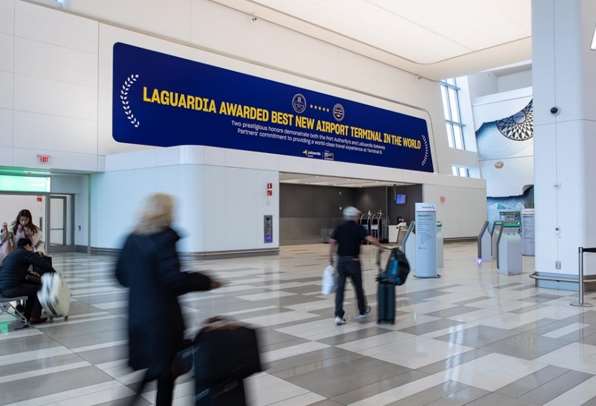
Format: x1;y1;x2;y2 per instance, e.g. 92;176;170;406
0;238;54;323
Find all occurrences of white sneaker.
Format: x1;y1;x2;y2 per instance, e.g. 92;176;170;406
335;316;347;326
354;306;372;323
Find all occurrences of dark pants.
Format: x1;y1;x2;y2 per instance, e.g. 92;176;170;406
2;283;42;319
335;257;367;318
129;367;175;406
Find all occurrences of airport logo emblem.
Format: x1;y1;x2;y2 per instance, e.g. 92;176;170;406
332;103;345;121
121;74;140;128
292;93;307;114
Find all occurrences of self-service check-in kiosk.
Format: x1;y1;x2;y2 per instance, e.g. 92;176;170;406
521;209;535;256
497;223;522;275
414;203;439;278
500;210;521;224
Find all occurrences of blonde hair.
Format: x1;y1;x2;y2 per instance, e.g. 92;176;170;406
135;193;174;235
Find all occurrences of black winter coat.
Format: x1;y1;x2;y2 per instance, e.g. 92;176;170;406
114;228;212;373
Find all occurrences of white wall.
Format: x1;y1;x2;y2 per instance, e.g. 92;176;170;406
90;163;279;253
467;72;498;100
0;0;488;253
473;88;532;131
467;68;532;99
473;88;533;197
422;184;487;239
0;0;101;172
0;0;483;179
98;147;486;247
497;69;532;93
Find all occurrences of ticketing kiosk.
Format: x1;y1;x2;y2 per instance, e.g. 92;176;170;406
414;203;439;278
497;223;522;275
491;221;504;259
521;209;535;256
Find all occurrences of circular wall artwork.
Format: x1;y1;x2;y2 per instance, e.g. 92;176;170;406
496;100;533;141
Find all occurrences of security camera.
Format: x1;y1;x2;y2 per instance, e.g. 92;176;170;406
250;16;258;22
550;106;560;115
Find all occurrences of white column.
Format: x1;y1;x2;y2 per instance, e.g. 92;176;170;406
533;0;596;286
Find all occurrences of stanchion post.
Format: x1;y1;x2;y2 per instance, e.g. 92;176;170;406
572;246;593;307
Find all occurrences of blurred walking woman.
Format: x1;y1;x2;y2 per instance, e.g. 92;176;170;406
115;194;220;406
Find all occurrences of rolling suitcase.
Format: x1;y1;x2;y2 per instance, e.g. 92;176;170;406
376;248;410;324
37;272;71;320
377;282;396;324
194;317;262;406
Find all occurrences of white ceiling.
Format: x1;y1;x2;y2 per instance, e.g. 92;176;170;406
280;173;412;188
212;0;532;79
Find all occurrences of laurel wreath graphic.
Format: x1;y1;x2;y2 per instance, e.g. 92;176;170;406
421;134;430;167
120;74;140;128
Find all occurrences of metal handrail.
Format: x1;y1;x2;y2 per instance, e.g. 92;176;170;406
571;247;596;307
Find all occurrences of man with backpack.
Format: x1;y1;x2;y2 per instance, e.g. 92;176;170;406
329;206;385;326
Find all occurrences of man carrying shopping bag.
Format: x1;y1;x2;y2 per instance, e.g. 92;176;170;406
329;207;385;326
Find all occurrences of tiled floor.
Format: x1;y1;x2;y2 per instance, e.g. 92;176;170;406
3;242;596;405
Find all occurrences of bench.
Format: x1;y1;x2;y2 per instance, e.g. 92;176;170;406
0;295;29;326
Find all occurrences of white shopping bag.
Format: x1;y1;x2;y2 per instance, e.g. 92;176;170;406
321;265;337;295
38;272;71;317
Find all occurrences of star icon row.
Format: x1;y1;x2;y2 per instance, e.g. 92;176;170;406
309;104;330;112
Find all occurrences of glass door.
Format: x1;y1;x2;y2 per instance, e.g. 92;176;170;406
47;195;74;251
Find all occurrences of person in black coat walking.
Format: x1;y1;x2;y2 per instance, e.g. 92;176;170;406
115;194;221;406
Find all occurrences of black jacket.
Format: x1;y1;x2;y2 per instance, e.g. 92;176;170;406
0;248;53;291
115;227;212;373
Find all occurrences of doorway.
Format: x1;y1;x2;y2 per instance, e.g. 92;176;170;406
0;193;75;253
0;194;47;238
47;194;74;252
279;173;421;245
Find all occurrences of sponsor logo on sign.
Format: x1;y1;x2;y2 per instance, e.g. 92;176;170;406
302;150;322;158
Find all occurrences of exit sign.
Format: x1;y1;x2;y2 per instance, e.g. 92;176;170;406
37;154;50;164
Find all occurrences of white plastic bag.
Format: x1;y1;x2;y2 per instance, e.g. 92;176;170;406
321;265;337;295
38;272;71;317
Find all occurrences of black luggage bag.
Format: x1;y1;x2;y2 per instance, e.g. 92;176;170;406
194;317;263;406
375;248;410;324
377;281;396;324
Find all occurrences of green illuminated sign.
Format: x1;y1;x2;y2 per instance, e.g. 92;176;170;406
0;175;51;193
